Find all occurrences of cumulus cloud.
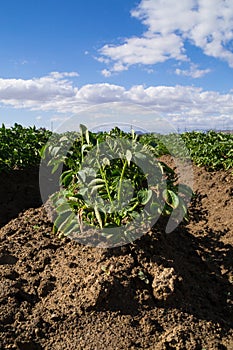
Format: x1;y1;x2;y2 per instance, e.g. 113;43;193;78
98;0;233;74
100;34;187;74
175;63;211;78
76;83;125;103
0;72;78;110
0;72;233;130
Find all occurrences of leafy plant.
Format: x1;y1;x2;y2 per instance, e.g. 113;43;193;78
0;123;52;172
139;130;233;171
43;125;190;245
181;130;233;171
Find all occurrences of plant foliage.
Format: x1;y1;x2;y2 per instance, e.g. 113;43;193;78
42;125;190;244
181;131;233;170
0;123;52;172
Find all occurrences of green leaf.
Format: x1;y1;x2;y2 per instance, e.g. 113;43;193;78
178;184;193;198
55;202;71;214
94;205;103;228
102;157;110;167
85;129;90;145
77;169;86;182
138;189;152;205
90;184;105;194
62;221;80;237
78;187;88;196
50;146;60;157
53;210;71;232
126;149;132;165
50;161;62;174
163;189;179;209
81;144;91;153
59;136;69;142
150;200;162;213
88;178;106;187
80;124;87;135
178;197;188;218
58;212;77;234
60;170;74;187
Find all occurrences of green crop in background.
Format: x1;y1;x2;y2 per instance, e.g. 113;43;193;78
0;123;52;172
181;130;233;170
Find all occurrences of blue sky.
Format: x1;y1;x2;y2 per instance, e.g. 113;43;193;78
1;0;233;132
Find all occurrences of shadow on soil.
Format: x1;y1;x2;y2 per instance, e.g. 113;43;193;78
0;167;58;228
1;169;232;332
0;168;42;227
94;204;233;331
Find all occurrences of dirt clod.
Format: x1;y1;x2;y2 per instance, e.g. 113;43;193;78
151;266;179;301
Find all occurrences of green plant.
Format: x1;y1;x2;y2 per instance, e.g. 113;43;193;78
43;125;190;245
181;130;233;170
0;123;52;172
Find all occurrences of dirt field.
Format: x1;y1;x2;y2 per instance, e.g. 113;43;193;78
0;159;232;349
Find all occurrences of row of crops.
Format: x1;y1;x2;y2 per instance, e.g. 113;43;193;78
140;130;233;171
0;123;52;172
1;123;232;242
1;123;232;172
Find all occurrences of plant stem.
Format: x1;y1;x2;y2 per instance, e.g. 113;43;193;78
97;160;113;205
117;159;127;203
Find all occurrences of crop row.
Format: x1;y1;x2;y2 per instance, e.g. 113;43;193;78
1;123;231;240
140;130;233;171
0;124;232;172
0;123;52;172
181;130;233;170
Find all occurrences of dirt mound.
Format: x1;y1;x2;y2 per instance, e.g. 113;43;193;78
0;162;233;349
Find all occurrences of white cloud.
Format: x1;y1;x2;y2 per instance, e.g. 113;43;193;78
98;0;233;73
49;71;79;79
0;72;77;106
76;83;125;103
100;34;187;72
101;69;112;77
175;63;211;78
0;72;233;129
101;63;129;77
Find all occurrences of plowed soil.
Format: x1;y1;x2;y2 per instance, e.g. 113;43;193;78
0;159;232;350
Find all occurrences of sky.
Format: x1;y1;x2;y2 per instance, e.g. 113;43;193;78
1;0;233;132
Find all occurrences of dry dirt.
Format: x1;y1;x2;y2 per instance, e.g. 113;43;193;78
0;159;233;350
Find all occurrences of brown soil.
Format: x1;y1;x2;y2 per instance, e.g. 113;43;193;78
0;159;232;350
